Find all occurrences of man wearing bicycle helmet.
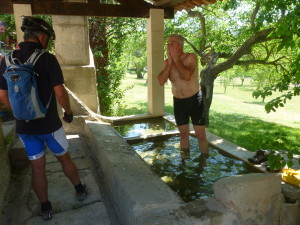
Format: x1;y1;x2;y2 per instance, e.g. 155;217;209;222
0;16;87;221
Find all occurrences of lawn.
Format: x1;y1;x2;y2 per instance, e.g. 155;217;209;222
120;73;300;153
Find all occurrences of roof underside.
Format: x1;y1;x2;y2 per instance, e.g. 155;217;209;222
1;0;219;19
151;0;217;11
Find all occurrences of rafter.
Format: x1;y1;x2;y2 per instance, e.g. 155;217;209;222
0;0;174;18
115;0;154;8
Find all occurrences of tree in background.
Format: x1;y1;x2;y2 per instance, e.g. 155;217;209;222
175;0;299;127
122;22;147;79
0;15;16;49
161;0;299;169
0;15;54;51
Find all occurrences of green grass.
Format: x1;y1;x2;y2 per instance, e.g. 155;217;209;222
120;73;300;153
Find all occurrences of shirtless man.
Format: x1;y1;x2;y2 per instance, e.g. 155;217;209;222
157;34;208;163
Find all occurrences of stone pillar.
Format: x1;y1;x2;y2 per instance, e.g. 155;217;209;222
146;9;165;116
13;4;32;43
52;14;99;113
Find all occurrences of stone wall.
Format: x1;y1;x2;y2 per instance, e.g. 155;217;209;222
0;121;11;214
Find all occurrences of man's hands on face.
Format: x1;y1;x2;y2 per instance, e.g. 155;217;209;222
168;45;180;63
167;46;173;65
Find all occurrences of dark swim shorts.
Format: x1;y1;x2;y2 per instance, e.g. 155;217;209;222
173;91;205;126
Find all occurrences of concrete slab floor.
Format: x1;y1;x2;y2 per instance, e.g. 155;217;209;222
0;134;119;225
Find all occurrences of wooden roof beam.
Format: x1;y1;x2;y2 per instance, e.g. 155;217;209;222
115;0;174;18
1;0;174;18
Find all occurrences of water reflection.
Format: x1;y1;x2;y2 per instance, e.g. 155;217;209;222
131;136;251;202
114;117;177;138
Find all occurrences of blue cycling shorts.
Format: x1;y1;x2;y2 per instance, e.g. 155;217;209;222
18;127;68;160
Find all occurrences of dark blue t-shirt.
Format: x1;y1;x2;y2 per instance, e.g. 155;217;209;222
0;41;63;134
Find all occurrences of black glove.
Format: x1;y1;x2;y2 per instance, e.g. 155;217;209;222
63;111;73;123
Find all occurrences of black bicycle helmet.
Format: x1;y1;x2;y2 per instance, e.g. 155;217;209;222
21;16;55;40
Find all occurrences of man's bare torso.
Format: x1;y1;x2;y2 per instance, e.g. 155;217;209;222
168;53;199;99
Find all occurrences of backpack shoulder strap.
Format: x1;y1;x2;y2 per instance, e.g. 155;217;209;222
27;49;53;108
4;51;14;67
26;49;46;66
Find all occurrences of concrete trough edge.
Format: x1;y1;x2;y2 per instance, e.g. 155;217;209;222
84;120;184;225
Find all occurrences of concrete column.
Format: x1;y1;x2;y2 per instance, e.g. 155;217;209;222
13;4;32;43
52;15;99;113
146;9;165;116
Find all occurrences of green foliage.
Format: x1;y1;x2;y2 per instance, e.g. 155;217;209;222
97;65;125;116
0;14;15;40
0;15;55;52
89;16;140;116
261;132;300;170
253;54;300;112
222;0;238;11
251;1;300;111
220;71;235;93
122;22;148;79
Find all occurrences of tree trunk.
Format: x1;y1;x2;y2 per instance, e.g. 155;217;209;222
199;52;219;127
197;28;275;126
89;17;109;74
200;68;215;127
89;17;109;114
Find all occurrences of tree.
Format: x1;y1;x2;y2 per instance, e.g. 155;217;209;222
89;16;137;116
0;15;16;49
122;26;147;79
164;0;299;168
173;0;300;127
131;48;147;79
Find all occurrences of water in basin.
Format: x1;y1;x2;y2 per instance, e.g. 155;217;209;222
130;135;256;202
114;117;177;138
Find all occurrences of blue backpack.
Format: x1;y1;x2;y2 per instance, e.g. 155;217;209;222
4;49;52;121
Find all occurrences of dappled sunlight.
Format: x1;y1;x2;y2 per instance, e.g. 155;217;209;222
114;117;177;138
66;134;80;139
236;147;248;152
161;176;174;184
211;139;224;145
